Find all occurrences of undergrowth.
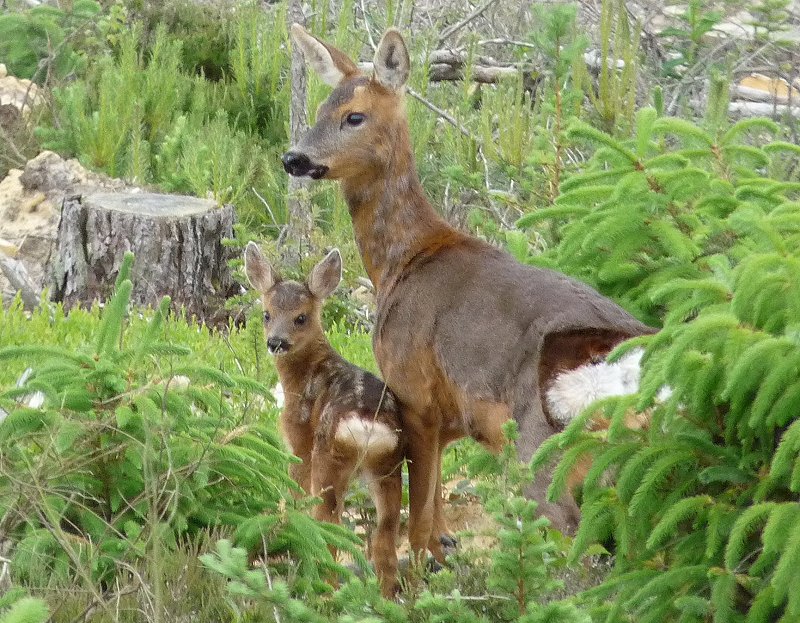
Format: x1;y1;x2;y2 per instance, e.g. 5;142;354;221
2;0;800;620
530;100;800;622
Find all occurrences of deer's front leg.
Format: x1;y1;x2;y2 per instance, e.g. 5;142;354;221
429;442;457;557
281;412;314;494
405;411;442;563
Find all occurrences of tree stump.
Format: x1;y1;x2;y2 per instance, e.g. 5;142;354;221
52;192;237;321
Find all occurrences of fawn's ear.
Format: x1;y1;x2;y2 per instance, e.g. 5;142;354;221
244;242;279;292
372;28;410;91
290;23;360;87
308;249;342;300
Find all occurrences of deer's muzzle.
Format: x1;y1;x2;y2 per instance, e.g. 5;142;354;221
267;336;291;355
282;151;328;179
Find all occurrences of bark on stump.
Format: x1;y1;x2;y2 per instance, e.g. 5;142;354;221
53;192;236;321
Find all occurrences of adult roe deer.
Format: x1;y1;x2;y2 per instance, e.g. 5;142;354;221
283;25;656;562
244;242;404;596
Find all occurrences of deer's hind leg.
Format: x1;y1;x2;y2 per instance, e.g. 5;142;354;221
311;445;357;524
311;444;359;579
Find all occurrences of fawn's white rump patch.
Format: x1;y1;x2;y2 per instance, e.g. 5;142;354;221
335;415;398;457
546;349;644;427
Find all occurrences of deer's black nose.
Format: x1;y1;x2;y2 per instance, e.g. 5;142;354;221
282;151;329;179
267;337;290;354
282;152;311;176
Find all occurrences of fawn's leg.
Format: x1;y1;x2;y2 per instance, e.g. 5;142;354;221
311;446;357;574
367;465;402;598
311;447;356;522
281;412;314;494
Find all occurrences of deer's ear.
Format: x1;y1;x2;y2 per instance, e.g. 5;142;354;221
372;28;410;91
291;23;360;87
308;249;342;300
244;242;279;292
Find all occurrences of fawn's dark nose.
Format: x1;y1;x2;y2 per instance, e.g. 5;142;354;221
267;336;290;355
282;151;329;179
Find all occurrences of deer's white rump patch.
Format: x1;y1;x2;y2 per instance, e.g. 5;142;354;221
546;349;644;427
335;415;398;457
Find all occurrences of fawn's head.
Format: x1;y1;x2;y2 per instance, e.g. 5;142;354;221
283;24;411;184
244;242;342;357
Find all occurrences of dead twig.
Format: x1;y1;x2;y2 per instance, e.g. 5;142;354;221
437;0;503;47
406;87;480;143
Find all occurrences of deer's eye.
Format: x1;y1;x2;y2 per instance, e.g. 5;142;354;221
345;112;365;127
294;314;307;326
263;311;271;323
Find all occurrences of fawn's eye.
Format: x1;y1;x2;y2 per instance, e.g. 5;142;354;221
294;314;307;326
345;112;365;127
263;311;271;323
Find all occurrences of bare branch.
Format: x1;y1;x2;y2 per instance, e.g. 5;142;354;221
406;86;479;143
437;0;503;46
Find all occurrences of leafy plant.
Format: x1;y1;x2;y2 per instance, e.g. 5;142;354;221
583;0;640;134
658;0;723;75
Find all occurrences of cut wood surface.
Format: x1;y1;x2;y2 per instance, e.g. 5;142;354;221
53;192;236;320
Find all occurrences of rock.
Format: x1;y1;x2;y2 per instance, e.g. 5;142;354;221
351;285;375;308
0;152;134;306
19;150;114;193
0;70;42;116
0;238;18;257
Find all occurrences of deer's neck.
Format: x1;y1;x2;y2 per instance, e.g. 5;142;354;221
341;126;453;291
275;339;337;401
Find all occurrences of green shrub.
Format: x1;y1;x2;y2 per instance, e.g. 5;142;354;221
202;422;591;623
36;20;285;228
0;254;361;600
0;0;102;82
529;111;800;621
0;590;48;623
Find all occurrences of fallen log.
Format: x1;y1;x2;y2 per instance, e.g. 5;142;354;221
0;250;41;310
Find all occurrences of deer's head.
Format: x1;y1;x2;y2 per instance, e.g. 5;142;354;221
282;24;411;185
244;242;342;357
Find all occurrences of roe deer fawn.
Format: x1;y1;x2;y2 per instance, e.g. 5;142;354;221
283;25;657;562
244;242;404;597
